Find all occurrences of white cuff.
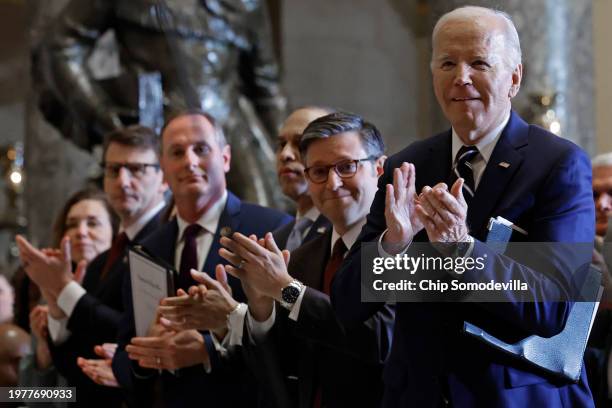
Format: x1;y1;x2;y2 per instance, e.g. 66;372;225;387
47;314;71;345
288;286;307;322
57;281;87;318
377;229;412;257
246;303;276;343
226;303;248;347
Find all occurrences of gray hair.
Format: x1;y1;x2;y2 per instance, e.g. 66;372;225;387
431;6;522;69
299;111;385;159
592;152;612;168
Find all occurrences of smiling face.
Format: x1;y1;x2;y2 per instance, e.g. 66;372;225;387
160;114;230;213
431;16;522;144
304;132;383;234
64;199;113;263
276;108;329;202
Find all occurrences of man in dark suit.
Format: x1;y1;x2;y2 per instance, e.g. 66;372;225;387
16;125;167;406
273;107;332;250
217;112;394;407
111;110;292;407
332;6;595;408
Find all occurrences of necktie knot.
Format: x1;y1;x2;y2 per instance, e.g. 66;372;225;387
455;145;479;166
285;217;314;251
183;224;202;241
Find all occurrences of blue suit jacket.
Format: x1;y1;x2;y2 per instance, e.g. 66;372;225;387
112;191;292;407
332;112;595;408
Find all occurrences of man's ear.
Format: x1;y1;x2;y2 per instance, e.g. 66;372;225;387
222;144;231;173
375;155;387;177
508;63;523;98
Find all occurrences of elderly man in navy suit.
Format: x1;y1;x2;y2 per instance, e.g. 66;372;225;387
111;110;292;407
332;6;595;408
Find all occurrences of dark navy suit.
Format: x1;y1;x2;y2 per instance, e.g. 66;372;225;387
332;112;596;407
112;191;292;407
48;211;162;407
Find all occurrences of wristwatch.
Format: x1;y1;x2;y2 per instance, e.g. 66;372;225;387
454;235;474;258
280;279;304;310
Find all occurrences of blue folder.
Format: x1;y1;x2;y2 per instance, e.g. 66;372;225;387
462;217;602;382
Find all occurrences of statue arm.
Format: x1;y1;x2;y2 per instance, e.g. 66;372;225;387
41;0;122;143
240;0;287;135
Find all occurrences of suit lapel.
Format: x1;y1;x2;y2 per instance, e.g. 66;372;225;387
468;112;528;238
202;192;241;277
143;220;179;267
304;214;330;243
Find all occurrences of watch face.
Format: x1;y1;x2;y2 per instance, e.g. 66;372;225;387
282;285;300;304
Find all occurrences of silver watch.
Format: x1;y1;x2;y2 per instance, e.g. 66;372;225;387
280;279;304;310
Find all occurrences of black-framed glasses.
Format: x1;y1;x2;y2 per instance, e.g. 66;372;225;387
304;157;375;184
102;162;160;179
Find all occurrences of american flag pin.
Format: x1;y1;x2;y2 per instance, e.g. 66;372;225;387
317;226;327;234
498;161;510;168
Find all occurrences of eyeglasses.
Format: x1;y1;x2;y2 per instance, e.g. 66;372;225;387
304;157;375;184
102;162;160;179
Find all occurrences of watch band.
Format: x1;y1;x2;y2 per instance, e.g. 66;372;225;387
279;279;304;310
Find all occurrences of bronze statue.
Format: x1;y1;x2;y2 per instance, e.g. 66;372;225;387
37;0;287;207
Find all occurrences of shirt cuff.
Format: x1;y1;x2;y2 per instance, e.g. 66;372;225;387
226;303;247;347
288;286;307;322
56;281;87;318
47;314;71;345
246;303;276;343
377;229;412;257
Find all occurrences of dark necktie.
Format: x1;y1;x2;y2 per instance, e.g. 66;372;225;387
452;145;480;204
322;238;348;295
285;217;314;251
179;224;202;289
101;232;129;279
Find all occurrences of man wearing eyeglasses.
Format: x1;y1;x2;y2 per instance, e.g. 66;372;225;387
19;125;168;406
217;111;394;408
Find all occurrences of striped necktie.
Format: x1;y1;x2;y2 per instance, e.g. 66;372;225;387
453;145;480;203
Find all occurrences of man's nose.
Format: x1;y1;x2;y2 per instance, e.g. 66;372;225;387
185;148;200;169
596;193;612;213
326;168;343;190
454;63;472;86
280;143;296;162
117;167;131;185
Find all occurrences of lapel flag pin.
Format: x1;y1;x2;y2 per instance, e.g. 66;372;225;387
498;161;510;168
317;226;327;234
220;226;233;237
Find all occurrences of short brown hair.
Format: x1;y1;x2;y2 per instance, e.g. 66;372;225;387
102;125;160;162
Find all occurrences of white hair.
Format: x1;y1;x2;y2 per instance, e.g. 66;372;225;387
431;6;522;69
592;152;612;168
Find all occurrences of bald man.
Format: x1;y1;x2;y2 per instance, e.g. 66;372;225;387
0;323;30;387
273;107;332;250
